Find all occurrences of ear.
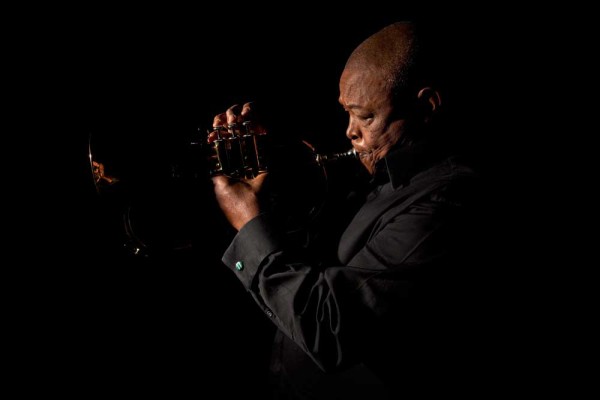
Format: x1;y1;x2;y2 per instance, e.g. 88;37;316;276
416;87;442;113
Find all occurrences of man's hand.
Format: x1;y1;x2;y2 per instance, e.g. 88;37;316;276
209;102;268;231
212;173;267;231
207;102;266;143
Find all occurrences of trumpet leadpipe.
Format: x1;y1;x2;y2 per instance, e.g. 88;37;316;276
315;148;359;165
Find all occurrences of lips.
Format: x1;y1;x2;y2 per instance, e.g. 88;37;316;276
352;146;370;159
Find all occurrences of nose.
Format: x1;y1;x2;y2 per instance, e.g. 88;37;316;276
345;118;360;141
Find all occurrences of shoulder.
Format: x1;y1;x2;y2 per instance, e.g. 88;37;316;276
420;155;478;183
412;155;481;207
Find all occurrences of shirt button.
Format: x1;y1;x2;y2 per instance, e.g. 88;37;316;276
265;309;273;318
235;261;244;271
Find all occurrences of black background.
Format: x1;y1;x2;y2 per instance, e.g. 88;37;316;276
14;8;535;397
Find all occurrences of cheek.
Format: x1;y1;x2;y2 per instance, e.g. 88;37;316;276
363;120;405;151
363;123;388;147
379;120;405;144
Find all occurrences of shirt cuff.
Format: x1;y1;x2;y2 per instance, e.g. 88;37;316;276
222;214;282;290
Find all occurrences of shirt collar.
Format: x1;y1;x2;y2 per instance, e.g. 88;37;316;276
372;139;447;190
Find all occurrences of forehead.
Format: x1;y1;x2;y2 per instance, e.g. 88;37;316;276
339;66;391;105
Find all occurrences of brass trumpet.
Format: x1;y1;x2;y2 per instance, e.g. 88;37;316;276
86;124;360;257
208;122;268;179
205;121;358;179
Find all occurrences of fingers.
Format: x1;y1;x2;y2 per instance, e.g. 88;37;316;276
225;104;242;126
214;103;252;127
210;105;241;142
241;102;253;118
208;102;265;144
239;102;266;134
209;105;240;144
208;111;227;144
212;112;227;129
207;128;224;143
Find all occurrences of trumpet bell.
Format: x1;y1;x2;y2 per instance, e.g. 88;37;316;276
87;130;332;257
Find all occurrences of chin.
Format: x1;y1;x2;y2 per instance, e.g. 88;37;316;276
357;151;377;173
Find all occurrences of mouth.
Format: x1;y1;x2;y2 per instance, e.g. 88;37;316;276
353;147;372;160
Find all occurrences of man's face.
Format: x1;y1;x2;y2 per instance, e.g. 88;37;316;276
339;66;407;174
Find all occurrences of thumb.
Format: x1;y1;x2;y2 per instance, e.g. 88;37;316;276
211;175;229;189
248;172;268;190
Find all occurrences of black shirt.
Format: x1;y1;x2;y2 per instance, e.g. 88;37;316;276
222;140;482;398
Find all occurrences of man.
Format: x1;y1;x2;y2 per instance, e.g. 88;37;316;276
210;22;484;398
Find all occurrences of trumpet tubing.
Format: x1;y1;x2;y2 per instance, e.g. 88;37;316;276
209;122;268;179
315;148;358;164
207;122;358;179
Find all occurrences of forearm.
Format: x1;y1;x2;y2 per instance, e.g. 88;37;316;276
222;215;381;371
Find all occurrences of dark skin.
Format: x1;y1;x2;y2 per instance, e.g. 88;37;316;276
339;64;407;175
210;64;440;232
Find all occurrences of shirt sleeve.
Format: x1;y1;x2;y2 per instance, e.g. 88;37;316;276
221;180;475;372
222;214;284;290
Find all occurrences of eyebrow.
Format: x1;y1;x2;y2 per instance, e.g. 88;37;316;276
339;101;365;110
338;96;366;110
